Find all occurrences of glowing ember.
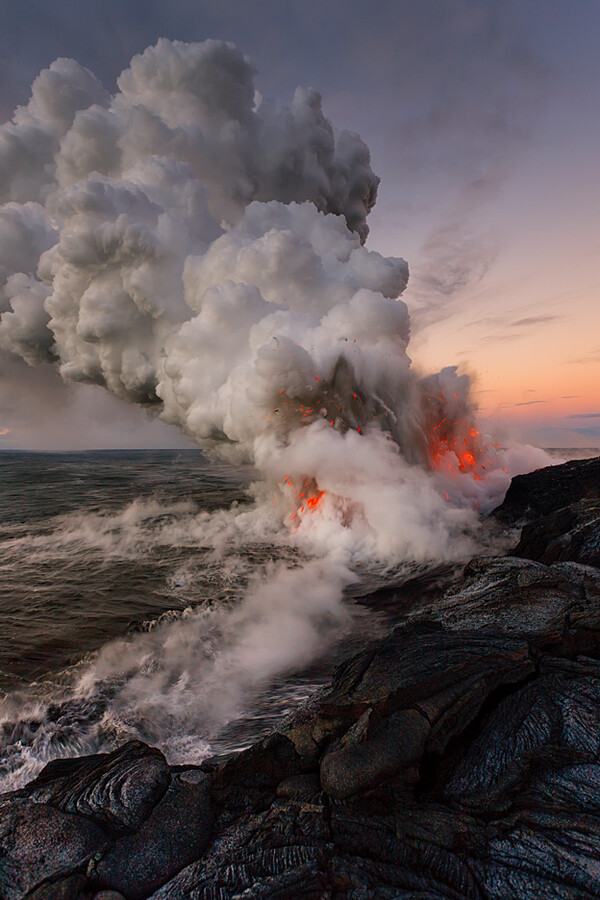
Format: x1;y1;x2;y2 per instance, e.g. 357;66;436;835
282;475;327;522
427;411;490;481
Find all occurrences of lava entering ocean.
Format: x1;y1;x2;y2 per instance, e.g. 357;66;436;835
0;37;558;798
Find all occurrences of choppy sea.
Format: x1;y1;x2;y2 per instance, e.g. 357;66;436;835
0;447;592;791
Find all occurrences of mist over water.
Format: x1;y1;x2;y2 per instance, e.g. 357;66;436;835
0;444;551;792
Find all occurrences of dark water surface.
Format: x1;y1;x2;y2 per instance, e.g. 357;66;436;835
0;451;252;689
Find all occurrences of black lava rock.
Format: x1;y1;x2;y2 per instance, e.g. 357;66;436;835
515;498;600;568
494;455;600;522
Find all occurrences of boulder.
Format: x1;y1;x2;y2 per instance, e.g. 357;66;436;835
494;455;600;522
0;800;108;900
16;740;170;837
515;498;600;568
92;770;213;900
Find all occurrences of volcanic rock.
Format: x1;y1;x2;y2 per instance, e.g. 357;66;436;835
494;454;600;521
494;454;600;572
5;612;600;898
514;498;600;568
150;619;600;899
25;875;88;900
91;770;214;900
14;740;170;837
427;555;600;634
0;799;108;900
92;893;127;900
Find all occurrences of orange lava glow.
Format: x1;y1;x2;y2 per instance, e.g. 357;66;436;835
460;451;476;469
282;477;327;523
306;490;325;509
428;415;491;480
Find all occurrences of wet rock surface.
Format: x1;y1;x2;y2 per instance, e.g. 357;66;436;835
424;555;600;634
0;455;599;899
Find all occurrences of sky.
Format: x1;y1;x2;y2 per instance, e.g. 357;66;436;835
0;0;598;449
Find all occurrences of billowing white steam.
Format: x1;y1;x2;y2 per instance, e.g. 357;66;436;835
0;37;515;555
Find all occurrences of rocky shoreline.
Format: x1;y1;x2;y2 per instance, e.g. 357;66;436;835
2;456;600;900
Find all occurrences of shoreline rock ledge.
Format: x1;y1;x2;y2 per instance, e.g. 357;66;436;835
2;455;600;900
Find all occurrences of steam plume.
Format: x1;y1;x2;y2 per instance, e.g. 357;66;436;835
0;38;546;560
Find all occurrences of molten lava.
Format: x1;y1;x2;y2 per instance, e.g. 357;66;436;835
424;393;492;479
427;416;501;486
281;476;327;524
306;491;325;509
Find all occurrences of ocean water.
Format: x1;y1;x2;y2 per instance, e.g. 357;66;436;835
0;446;595;792
0;451;251;687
